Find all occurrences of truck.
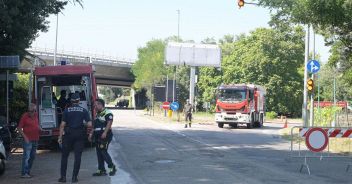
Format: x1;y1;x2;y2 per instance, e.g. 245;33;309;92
31;64;97;147
215;84;266;129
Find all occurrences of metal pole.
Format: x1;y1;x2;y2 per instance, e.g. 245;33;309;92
303;24;310;127
177;10;180;42
54;14;59;66
6;70;9;125
333;74;336;127
165;75;168;117
310;28;315;127
317;73;320;120
190;66;196;104
166;75;169;102
173;10;180;102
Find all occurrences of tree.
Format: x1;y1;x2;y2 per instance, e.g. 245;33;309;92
132;37;190;103
0;0;81;57
198;27;305;116
10;73;30;122
98;86;122;104
131;39;169;95
257;0;352;79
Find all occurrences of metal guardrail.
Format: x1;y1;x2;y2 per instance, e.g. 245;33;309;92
290;126;352;175
27;47;135;66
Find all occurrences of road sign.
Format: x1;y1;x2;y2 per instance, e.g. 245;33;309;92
307;60;320;74
305;127;328;152
162;102;170;110
170;102;180;111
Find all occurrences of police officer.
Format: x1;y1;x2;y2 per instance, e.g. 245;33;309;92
89;99;117;176
58;93;92;183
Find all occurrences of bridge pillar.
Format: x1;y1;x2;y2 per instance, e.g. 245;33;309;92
131;88;136;109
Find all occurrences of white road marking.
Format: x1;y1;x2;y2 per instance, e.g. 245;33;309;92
109;136;135;184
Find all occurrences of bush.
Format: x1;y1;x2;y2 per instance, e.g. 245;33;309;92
266;111;277;120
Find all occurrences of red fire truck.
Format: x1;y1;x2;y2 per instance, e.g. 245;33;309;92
215;84;266;129
31;64;97;147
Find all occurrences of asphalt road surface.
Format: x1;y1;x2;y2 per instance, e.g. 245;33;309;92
1;110;352;184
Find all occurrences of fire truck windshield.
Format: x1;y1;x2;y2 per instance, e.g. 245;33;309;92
218;89;246;102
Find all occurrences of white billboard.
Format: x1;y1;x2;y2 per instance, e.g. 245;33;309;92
165;42;221;67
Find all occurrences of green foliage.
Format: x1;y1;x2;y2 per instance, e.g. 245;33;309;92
0;0;81;57
258;0;352;86
132;39;169;93
198;27;305;116
132;38;190;103
98;86;122;104
10;73;30;122
314;106;342;127
266;111;277;119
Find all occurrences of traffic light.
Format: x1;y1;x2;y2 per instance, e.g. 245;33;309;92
307;79;314;92
238;0;245;8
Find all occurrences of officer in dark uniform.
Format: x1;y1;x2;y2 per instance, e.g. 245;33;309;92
89;99;117;176
58;93;92;183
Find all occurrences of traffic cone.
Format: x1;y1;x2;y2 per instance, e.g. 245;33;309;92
283;118;288;128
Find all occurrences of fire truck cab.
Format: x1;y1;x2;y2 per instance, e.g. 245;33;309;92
215;84;266;129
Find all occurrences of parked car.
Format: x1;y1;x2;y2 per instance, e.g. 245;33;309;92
0;137;6;175
115;99;129;108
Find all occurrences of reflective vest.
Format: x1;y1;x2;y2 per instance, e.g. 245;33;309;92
94;108;113;135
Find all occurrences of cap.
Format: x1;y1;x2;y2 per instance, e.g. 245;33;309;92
71;93;80;101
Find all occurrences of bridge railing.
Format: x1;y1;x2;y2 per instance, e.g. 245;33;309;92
27;47;135;66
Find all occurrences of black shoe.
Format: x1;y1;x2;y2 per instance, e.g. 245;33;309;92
72;176;78;183
58;177;66;183
184;124;187;128
109;165;117;176
189;123;191;128
92;170;107;176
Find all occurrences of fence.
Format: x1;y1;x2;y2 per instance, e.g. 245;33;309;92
290;126;352;175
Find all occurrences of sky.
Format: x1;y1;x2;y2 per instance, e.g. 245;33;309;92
31;0;330;62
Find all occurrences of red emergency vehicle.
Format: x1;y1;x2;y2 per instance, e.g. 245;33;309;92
215;84;266;128
31;64;97;147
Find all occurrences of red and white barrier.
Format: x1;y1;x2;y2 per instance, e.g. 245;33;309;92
299;128;352;138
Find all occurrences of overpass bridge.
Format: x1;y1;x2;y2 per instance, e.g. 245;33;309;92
20;48;135;87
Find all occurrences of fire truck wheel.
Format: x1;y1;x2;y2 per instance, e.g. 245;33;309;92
259;114;264;127
217;123;224;128
246;123;253;129
247;114;254;129
230;124;238;128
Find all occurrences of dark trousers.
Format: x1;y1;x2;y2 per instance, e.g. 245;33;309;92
95;135;114;171
60;129;85;178
185;112;192;122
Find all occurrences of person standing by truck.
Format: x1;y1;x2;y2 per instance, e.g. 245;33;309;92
183;99;193;128
90;99;117;177
18;103;40;178
58;93;92;183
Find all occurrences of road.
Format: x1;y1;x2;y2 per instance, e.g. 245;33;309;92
1;109;352;184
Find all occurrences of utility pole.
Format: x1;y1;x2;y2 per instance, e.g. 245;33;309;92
309;27;315;127
173;10;180;102
54;14;59;66
6;70;9;125
303;24;310;127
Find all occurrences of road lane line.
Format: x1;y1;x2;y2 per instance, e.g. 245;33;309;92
109;134;136;184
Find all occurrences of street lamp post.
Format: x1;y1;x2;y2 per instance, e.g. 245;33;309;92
303;24;310;127
173;10;180;102
54;14;59;66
